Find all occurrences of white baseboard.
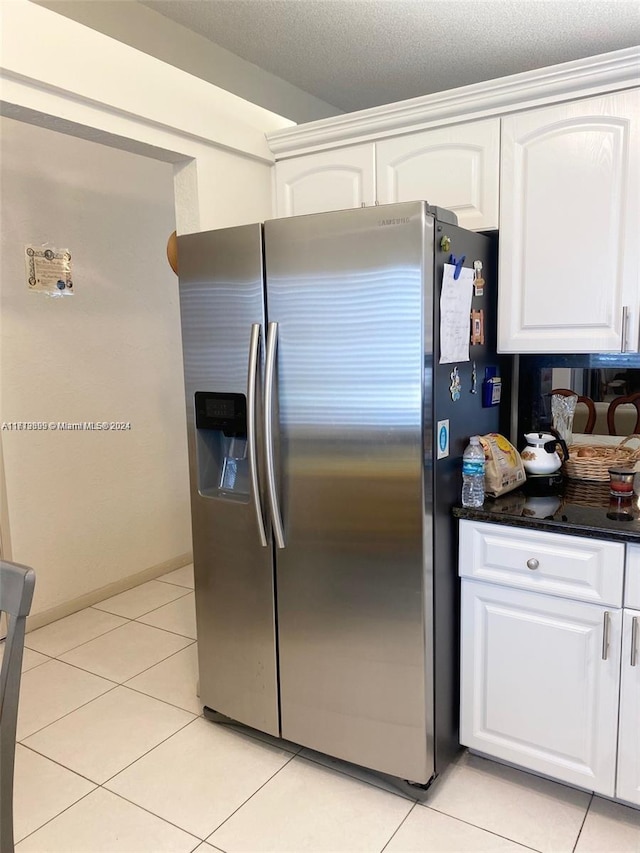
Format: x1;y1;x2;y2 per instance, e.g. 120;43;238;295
25;552;193;633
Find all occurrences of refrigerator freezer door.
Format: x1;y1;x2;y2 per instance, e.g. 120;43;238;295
178;224;279;736
264;202;434;783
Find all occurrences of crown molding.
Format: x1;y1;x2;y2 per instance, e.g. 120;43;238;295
267;47;640;158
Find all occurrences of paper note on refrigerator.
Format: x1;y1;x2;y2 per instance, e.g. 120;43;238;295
439;263;474;364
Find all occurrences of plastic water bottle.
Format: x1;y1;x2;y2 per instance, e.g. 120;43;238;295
462;436;485;507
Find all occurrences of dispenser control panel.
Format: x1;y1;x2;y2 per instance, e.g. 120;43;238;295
195;392;247;437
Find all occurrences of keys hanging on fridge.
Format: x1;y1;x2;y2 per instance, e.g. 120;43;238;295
473;260;485;296
470;309;485;345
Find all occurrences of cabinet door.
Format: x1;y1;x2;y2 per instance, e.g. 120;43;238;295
376;119;500;230
274;144;376;217
616;608;640;806
625;543;640;609
499;90;640;353
461;580;621;795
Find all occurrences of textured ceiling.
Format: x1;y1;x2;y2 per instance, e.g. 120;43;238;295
141;0;640;113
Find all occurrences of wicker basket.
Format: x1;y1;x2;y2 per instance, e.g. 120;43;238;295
563;480;611;507
563;435;640;482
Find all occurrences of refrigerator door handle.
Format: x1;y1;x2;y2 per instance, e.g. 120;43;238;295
247;323;268;547
264;321;286;549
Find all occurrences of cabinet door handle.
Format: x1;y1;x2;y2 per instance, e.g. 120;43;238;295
526;558;539;570
621;306;629;352
631;616;638;668
602;611;611;661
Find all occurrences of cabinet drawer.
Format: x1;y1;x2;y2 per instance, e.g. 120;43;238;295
459;520;624;606
626;545;640;609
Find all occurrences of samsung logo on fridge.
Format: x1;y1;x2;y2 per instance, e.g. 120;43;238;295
378;217;410;226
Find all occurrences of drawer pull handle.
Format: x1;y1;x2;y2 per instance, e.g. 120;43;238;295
632;616;638;668
602;611;611;661
526;558;539;570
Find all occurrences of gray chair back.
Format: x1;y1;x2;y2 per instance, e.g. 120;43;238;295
0;561;36;853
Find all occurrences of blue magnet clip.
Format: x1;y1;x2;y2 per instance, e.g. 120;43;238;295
449;253;466;280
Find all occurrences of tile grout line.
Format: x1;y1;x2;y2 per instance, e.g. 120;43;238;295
121;639;198;676
50;635;196;684
20;711;201;837
16;781;202;848
22;656;52;674
98;784;203;844
25;613;134;658
572;792;594;853
121;636;203;715
205;752;421;848
19;575;205;847
20;571;585;853
18;611;588;853
379;801;418;852
100;713;199;788
19;717;200;841
203;751;299;842
101;730;298;845
92;584;192;620
18;639;197;744
423;803;544;852
15;785;99;846
156;577;194;591
19;684;196;780
134;617;197;642
30;655;124;682
19;741;102;785
26;593;194;666
18;682;121;744
207;841;228;853
118;681;204;717
19;595;197;747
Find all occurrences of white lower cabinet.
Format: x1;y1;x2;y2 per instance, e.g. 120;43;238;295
616;608;640;806
460;580;621;796
459;520;640;804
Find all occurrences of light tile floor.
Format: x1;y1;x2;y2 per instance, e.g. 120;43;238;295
7;564;639;853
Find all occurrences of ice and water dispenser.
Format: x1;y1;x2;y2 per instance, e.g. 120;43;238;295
194;392;249;499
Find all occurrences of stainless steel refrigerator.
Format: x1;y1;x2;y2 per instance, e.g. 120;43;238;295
177;201;504;789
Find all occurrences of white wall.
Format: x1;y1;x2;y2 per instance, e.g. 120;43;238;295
0;116;191;619
0;0;294;622
33;0;340;123
1;0;295;234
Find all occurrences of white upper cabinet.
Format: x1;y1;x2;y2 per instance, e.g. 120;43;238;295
376;119;500;230
274;144;376;217
498;90;640;353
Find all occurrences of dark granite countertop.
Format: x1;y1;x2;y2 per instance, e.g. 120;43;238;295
453;479;640;543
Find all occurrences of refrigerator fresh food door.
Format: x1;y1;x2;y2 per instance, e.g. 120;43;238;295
178;224;279;736
264;202;434;783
